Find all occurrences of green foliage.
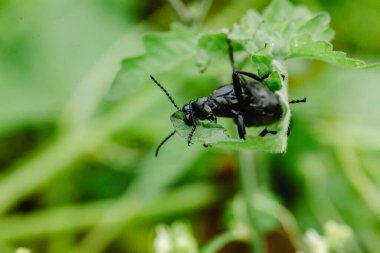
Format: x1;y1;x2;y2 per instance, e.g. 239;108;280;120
252;55;273;78
227;0;379;69
265;71;283;91
110;0;378;154
109;24;198;99
288;36;380;68
1;0;380;253
170;111;227;145
197;31;229;71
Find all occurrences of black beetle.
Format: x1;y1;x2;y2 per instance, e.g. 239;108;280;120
151;37;305;156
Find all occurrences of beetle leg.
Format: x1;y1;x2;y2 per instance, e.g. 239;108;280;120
232;71;244;102
287;118;292;136
227;36;245;103
289;97;306;104
187;102;197;146
236;114;246;139
259;128;277;137
236;71;264;82
188;124;197;146
210;114;217;123
226;37;236;70
232;110;246;139
261;73;270;80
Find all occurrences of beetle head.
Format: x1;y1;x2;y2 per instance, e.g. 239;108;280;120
182;103;194;126
182;98;216;125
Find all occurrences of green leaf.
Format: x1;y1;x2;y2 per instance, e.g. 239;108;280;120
229;10;269;55
198;31;228;55
196;0;379;83
233;0;379;68
229;10;263;40
109;0;378;154
288;35;380;68
264;71;282;91
170;99;290;154
297;13;335;41
252;55;273;77
168;0;379;153
197;30;228;72
170;111;228;145
261;0;315;57
263;0;297;26
108;24;198;99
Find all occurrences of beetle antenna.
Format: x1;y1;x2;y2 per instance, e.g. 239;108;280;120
150;75;180;110
289;97;307;104
155;130;177;157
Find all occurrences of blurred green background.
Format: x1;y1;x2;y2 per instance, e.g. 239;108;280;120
0;0;380;252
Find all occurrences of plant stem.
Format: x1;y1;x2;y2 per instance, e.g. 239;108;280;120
200;231;245;253
167;0;192;25
192;0;214;26
70;140;204;253
0;27;151;215
0;183;221;241
238;151;264;253
335;144;380;220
